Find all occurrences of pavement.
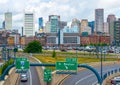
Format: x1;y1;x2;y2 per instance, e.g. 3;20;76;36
59;61;119;85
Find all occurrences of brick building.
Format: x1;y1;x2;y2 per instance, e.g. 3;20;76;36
80;35;110;45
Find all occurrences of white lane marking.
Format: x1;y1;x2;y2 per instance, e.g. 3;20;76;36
31;55;45;69
29;70;32;85
75;74;94;85
75;68;118;85
30;54;56;74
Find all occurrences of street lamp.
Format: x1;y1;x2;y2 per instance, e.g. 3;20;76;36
7;48;10;61
2;47;6;61
100;46;103;81
76;40;78;58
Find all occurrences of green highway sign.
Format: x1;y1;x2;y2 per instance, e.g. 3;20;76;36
56;62;77;70
66;58;78;63
44;69;52;82
16;58;30;70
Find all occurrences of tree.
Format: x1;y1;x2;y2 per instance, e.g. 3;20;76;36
23;40;42;53
52;49;56;59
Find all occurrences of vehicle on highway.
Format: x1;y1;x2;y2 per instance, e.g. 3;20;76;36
20;73;28;82
111;76;120;85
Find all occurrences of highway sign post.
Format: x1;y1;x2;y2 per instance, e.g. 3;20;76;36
56;62;77;70
44;69;52;82
16;58;30;73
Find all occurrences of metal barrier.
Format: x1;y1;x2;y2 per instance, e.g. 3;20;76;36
0;64;15;80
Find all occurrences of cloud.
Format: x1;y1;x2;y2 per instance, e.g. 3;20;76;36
0;0;9;4
0;0;120;31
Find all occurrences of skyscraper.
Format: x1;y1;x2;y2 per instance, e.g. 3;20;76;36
71;18;80;28
95;9;104;34
107;14;116;44
44;21;50;33
39;17;43;33
24;12;34;36
80;19;88;34
114;20;120;46
103;22;109;34
88;21;95;34
5;12;12;30
2;21;5;29
49;15;60;33
59;21;67;30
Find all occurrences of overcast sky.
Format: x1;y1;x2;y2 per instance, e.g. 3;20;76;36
0;0;120;32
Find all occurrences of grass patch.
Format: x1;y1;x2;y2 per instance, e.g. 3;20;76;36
34;54;117;71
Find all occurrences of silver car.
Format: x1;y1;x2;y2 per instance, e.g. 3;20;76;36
20;73;28;82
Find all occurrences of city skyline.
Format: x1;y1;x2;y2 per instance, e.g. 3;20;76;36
0;0;120;31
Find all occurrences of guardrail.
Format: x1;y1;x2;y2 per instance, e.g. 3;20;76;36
0;64;15;80
103;68;120;80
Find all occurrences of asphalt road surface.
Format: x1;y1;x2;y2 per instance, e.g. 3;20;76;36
62;63;120;85
19;67;40;85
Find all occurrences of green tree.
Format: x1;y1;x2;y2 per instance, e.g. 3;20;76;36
23;40;42;53
52;49;56;59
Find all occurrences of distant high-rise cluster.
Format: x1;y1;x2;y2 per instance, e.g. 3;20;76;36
0;8;120;46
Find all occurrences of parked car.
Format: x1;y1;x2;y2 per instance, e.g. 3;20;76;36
78;47;85;51
60;48;67;52
108;50;114;53
20;73;28;82
111;76;120;85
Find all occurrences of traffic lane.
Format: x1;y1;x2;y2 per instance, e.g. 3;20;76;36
19;67;40;85
30;67;40;85
74;71;98;85
62;64;120;85
19;70;30;85
63;69;94;85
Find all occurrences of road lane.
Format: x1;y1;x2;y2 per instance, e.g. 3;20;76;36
62;64;120;85
19;67;40;85
19;71;30;85
30;67;40;85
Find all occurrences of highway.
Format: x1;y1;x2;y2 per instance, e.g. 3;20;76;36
19;67;40;85
62;63;120;85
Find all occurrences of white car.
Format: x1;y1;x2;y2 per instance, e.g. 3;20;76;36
20;73;28;82
111;77;120;85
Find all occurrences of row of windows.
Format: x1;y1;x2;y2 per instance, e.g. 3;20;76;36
47;37;56;43
47;37;78;44
63;37;77;43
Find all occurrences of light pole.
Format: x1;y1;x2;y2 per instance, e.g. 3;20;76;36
7;48;10;61
76;42;78;58
100;44;103;82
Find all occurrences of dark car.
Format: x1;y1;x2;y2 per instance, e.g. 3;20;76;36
108;50;114;53
60;48;67;52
